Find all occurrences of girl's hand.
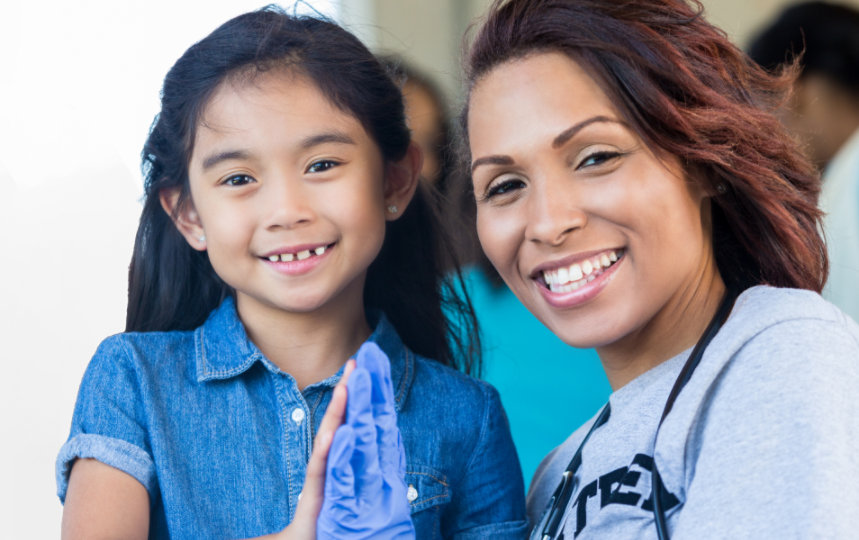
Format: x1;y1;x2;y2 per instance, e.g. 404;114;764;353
317;343;416;539
273;360;355;540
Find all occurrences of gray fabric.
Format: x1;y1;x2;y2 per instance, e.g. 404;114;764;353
528;286;859;539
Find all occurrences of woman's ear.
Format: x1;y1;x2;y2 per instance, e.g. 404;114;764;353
159;188;207;251
383;141;423;221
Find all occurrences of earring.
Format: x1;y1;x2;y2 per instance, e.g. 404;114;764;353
198;234;206;243
387;205;398;215
716;183;727;194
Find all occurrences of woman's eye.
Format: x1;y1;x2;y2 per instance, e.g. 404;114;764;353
222;174;255;186
485;178;525;199
307;159;339;173
577;150;622;169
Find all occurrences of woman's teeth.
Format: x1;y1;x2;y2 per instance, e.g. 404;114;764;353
542;250;620;293
267;245;328;262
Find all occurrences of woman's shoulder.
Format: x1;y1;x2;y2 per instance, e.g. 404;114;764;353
719;285;859;354
734;285;858;329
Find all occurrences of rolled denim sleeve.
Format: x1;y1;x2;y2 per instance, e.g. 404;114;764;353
56;336;157;502
446;383;528;538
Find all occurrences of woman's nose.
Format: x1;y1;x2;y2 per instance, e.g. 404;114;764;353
525;176;586;246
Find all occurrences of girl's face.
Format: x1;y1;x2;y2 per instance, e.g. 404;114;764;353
468;52;723;382
168;70;414;324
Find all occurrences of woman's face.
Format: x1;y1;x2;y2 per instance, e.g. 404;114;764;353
468;52;722;379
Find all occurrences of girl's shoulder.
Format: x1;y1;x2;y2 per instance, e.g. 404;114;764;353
408;352;501;408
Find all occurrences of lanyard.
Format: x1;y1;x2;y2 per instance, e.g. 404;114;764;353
539;288;738;540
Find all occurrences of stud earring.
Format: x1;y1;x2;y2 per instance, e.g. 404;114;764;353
198;234;206;243
716;183;727;194
387;205;398;215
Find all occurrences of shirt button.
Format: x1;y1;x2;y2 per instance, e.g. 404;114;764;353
407;484;418;502
291;408;305;424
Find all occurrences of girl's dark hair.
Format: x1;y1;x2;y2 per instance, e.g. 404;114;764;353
463;0;827;293
128;6;480;373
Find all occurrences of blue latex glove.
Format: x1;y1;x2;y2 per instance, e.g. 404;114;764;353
317;343;415;539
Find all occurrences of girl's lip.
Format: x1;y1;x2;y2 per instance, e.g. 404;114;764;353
261;242;335;276
535;250;624;309
260;242;334;259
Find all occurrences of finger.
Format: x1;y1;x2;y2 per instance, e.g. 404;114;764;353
316;382;348;454
324;424;356;502
346;367;383;499
356;343;401;477
290;425;334;536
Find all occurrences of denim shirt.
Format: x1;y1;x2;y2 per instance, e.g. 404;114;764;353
56;298;527;539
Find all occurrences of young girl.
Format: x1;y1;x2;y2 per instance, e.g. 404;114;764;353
55;7;526;539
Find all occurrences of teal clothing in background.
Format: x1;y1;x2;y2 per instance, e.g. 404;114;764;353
460;268;611;488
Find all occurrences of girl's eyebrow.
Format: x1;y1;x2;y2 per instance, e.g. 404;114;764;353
470;115;623;172
300;132;356;149
202;149;251;171
200;132;357;171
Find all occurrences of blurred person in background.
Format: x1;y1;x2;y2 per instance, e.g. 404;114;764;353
749;1;859;322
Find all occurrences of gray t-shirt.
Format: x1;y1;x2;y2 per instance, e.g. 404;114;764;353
528;286;859;539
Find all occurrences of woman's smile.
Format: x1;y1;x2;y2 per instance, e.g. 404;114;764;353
468;51;724;381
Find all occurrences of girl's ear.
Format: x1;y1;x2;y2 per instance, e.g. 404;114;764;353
159;188;207;251
383;141;423;221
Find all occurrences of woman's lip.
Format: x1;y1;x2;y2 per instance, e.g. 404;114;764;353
535;252;623;308
529;247;624;278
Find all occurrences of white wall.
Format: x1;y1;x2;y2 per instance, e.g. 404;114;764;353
0;2;337;537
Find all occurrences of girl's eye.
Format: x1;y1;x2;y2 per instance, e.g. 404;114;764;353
306;159;339;173
485;177;526;199
222;174;255;186
577;150;622;169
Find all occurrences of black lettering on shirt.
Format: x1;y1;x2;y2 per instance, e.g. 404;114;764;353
571;453;680;538
574;480;598;536
598;467;642;508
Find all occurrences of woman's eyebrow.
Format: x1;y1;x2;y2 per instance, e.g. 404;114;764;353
471;115;623;172
551;115;622;149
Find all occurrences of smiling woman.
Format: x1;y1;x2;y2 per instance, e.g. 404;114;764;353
462;0;859;538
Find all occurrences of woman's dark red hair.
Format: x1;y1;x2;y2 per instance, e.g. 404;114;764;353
463;0;827;292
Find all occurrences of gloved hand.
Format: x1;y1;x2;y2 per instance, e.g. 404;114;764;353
316;342;415;539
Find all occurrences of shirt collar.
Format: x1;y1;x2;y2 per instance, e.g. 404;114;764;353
195;298;414;411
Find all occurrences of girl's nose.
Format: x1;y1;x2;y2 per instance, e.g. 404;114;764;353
525;175;586;246
263;176;315;230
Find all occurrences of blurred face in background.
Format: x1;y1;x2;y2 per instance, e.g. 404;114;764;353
403;80;444;184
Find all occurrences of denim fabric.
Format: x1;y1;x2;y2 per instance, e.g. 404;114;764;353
56;297;527;539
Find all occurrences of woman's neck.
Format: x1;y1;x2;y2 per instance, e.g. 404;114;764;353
597;269;727;391
235;292;372;390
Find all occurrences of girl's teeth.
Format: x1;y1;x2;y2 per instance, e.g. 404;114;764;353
269;245;329;262
600;254;611;267
570;264;583;281
609;251;618;262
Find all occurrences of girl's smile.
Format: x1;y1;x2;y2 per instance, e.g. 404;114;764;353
169;68;396;324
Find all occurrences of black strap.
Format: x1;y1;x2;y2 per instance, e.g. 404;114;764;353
651;288;738;540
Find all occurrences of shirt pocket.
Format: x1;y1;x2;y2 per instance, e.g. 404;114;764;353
405;462;451;514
